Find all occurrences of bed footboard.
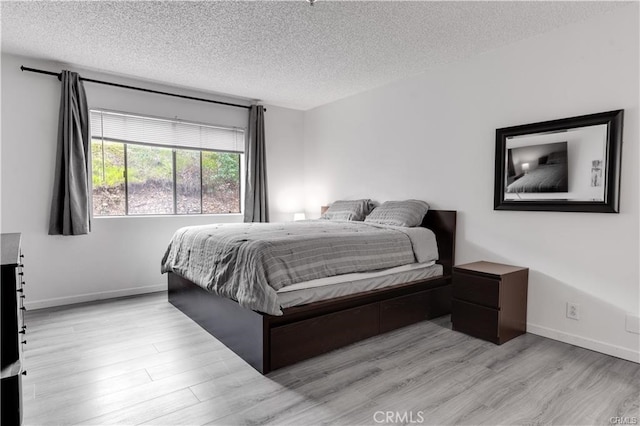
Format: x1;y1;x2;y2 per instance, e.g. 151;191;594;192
168;273;269;373
169;272;451;374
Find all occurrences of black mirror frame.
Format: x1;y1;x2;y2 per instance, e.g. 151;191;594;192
494;110;624;213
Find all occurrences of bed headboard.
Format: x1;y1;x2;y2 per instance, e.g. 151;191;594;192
422;210;457;276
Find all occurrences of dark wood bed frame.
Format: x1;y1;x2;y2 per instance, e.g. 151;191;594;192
168;210;457;374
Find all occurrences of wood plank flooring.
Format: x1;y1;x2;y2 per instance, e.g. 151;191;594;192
22;292;639;425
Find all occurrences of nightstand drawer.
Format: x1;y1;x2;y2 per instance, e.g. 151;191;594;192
451;299;499;343
452;271;499;308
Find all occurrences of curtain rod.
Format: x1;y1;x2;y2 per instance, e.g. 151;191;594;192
20;65;256;110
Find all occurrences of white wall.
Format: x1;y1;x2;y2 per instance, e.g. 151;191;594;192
1;53;303;309
303;5;639;361
264;105;306;223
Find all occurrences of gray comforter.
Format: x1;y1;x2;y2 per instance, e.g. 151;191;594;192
506;163;568;193
161;220;437;315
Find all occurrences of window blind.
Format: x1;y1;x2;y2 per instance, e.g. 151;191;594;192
90;110;245;153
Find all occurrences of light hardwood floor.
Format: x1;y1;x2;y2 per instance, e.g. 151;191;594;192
22;292;639;425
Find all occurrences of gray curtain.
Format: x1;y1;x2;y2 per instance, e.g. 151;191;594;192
244;105;269;222
48;71;91;235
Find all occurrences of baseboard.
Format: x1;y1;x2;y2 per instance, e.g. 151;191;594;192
24;284;166;310
527;323;640;364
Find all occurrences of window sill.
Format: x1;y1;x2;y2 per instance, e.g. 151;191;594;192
93;213;243;220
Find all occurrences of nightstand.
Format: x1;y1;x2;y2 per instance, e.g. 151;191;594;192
451;261;528;344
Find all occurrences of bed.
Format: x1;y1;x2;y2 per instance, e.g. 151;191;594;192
165;209;456;374
506;150;569;193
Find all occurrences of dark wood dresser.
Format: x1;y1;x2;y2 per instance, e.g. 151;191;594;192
451;261;528;344
1;233;26;425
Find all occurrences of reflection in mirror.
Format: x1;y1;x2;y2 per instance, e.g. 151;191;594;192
504;124;607;202
494;109;623;213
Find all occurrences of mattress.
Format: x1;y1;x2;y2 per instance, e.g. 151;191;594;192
506;163;568;193
277;261;443;308
162;219;438;316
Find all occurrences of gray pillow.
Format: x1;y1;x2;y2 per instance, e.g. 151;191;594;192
321;199;373;221
546;150;567;165
365;200;430;227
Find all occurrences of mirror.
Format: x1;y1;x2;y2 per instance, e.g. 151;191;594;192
494;110;623;213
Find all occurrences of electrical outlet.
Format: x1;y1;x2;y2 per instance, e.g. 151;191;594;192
566;302;580;320
626;314;640;334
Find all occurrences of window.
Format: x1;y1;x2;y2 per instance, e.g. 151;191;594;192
90;110;244;216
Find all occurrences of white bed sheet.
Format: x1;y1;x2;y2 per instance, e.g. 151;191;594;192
277;261;443;308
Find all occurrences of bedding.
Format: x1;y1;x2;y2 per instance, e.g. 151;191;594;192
161;220;438;316
506;163;568;193
321;199;373;221
277;262;442;308
365;199;430;227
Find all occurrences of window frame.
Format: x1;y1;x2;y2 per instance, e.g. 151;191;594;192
90;109;246;217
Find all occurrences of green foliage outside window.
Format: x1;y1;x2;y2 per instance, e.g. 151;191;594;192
92;139;241;216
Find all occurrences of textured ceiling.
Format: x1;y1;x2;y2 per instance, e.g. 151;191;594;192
1;1;626;110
